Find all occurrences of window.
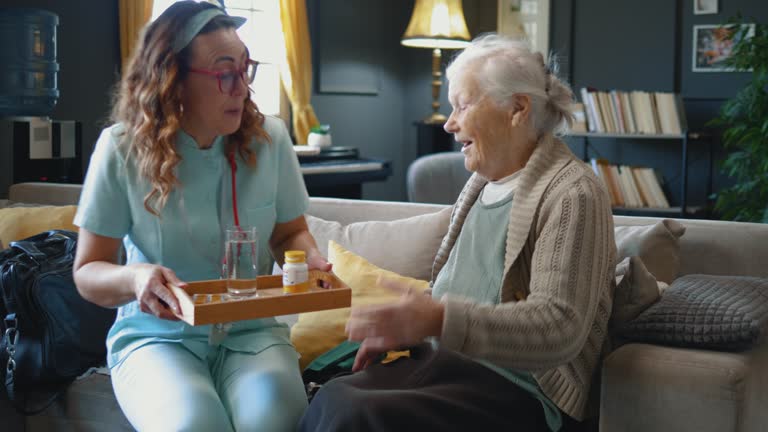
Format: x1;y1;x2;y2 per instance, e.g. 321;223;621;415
497;0;550;54
151;0;287;118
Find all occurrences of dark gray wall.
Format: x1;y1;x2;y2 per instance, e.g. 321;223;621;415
0;0;119;198
307;0;411;201
552;0;768;212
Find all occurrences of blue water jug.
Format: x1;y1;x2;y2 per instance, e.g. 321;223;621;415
0;8;59;117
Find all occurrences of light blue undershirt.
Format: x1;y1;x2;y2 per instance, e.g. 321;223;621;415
432;188;563;432
74;116;309;369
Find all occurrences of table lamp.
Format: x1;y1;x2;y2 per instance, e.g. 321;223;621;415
402;0;471;124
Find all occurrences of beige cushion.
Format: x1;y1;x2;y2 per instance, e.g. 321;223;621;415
611;256;661;331
615;219;686;284
306;207;452;281
290;240;429;369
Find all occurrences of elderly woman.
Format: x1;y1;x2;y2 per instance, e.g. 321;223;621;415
299;35;616;431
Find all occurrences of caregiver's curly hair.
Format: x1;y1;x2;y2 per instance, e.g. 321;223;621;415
111;1;269;215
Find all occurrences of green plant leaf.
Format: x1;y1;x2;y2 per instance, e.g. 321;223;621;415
714;18;768;223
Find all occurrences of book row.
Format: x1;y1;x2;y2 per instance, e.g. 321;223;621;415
590;159;670;209
573;88;687;136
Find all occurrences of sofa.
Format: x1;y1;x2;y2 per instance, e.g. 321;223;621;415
2;181;768;432
407;151;472;204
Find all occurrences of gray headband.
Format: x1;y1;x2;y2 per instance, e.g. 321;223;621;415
172;8;247;53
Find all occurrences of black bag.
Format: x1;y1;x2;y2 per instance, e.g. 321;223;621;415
302;341;360;402
0;230;116;414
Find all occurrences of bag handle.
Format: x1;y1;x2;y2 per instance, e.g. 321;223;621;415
9;241;47;262
9;230;76;263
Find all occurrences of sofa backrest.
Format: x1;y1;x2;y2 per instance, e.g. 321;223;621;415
307;197;446;225
10;182;768;279
9;182;82;206
615;215;768;278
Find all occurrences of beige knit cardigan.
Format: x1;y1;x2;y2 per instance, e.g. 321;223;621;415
431;134;616;420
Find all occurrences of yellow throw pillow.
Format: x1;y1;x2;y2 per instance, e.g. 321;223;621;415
290;240;430;370
0;206;78;247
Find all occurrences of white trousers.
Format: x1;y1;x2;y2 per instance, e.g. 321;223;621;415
112;342;307;432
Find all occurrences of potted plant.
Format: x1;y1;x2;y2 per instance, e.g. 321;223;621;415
710;20;768;222
307;124;332;148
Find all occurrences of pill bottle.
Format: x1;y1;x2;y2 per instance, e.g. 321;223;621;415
283;250;309;294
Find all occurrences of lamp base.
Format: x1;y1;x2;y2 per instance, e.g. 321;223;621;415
422;48;447;125
422;112;447;125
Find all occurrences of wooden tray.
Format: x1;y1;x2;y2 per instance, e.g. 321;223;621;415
168;271;350;326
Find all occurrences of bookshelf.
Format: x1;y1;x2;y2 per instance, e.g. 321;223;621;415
571;88;715;218
568;131;709;218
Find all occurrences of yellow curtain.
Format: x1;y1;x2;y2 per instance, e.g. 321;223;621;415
119;0;154;70
279;0;320;144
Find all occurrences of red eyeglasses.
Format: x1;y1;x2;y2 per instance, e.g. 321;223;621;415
188;59;259;95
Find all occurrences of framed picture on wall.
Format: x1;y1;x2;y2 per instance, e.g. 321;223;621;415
693;24;755;72
497;0;550;55
694;0;718;15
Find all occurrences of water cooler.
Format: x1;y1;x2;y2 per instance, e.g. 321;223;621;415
0;8;82;198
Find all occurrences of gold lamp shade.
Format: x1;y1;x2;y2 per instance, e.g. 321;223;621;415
402;0;471;49
402;0;471;124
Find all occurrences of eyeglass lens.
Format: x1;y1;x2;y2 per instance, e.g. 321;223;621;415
220;62;257;94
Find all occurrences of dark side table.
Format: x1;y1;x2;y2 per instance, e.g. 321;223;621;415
298;148;391;199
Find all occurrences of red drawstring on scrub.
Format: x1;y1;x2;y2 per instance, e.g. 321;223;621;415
227;151;240;227
222;150;242;279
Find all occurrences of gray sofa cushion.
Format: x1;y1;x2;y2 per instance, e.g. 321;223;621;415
619;274;768;351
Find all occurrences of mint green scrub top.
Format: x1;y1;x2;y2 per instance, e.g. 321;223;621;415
74;116;309;368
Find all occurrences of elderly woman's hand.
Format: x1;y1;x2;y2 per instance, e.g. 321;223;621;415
346;277;444;371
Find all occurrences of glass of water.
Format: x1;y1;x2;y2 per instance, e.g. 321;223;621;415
225;226;259;298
